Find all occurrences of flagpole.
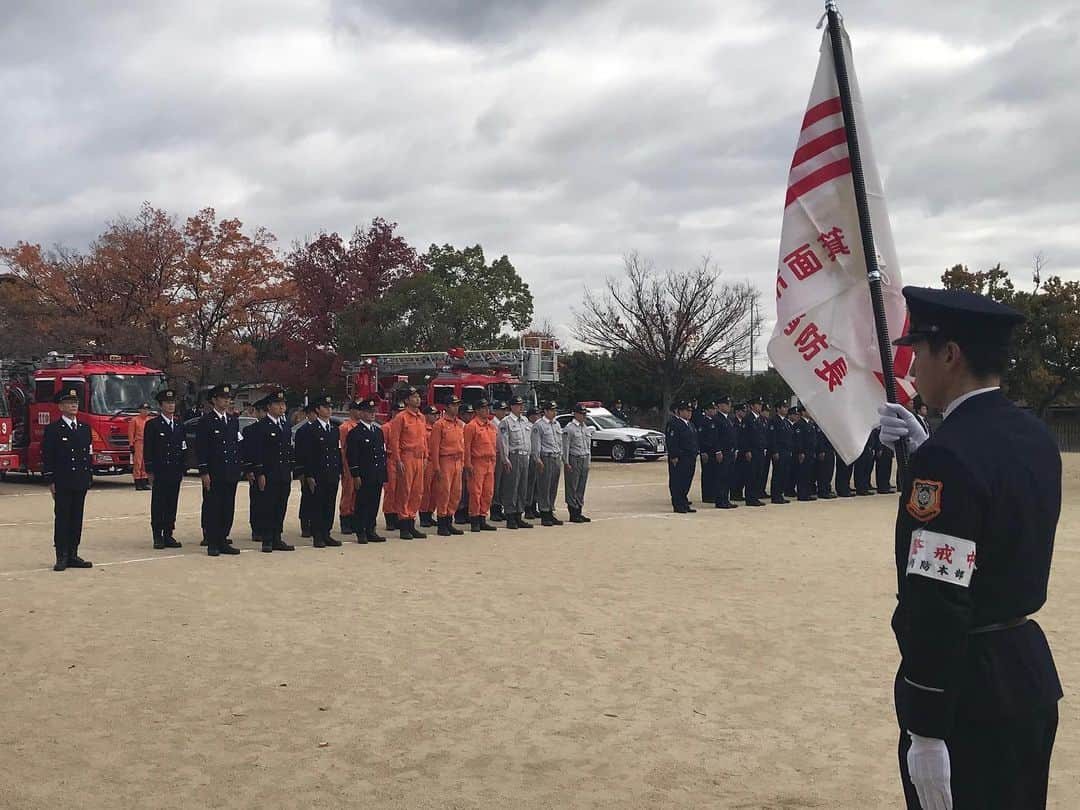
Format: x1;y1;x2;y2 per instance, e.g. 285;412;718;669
823;0;909;483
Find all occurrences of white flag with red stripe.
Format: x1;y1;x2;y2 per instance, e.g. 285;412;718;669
766;25;915;466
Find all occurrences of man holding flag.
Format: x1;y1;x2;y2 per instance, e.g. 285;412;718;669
772;5;1062;808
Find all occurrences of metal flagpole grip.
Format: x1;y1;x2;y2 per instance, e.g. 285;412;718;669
823;1;910;483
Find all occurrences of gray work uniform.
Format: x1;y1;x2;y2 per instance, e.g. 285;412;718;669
498;413;532;513
531;417;564;512
562;419;593;510
491;415;503;509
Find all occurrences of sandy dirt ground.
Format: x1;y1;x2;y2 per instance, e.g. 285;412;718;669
0;456;1077;809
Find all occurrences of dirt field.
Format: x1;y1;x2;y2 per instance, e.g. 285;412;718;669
0;457;1077;809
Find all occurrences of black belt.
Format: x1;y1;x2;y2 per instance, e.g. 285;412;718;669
969;616;1028;635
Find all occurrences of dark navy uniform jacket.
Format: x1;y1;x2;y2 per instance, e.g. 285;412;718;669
346;421;388;485
664;417;699;458
715;414;738;454
195;411;243;483
42;418;93;490
892;389;1062;739
143;415;186;480
792;418;815;456
251;416;294;484
767;415;794;454
697;415;720;455
745;413;768;452
294;420;342;482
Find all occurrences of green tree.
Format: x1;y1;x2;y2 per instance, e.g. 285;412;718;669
336;243;533;354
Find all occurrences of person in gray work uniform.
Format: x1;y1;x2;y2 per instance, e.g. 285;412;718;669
490;400;507;521
562;402;593;523
531;400;565;526
498;395;533;529
524;406;542;519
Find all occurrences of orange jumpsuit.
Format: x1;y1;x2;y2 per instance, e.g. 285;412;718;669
128;413;152;480
339;419;362;520
382;418;399;517
386;408;427;520
420;421;436;515
464;416;498;518
430;414;465;517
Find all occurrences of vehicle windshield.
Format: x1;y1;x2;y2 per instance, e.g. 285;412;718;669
88;374;166;415
487;382;533;406
591;415;628;429
461;386;486;405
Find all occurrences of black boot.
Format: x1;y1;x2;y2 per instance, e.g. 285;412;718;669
218;542;240;555
505;513;519;530
447;517;464;535
454;508;469;525
517;513;534;529
272;535;295;551
480;517;497;532
314;534;327;548
53;548;68;572
399;520;415;540
471;517;482;533
366;529;385;542
569;507;585;523
549;511;564;526
324;533;342;547
67;549;93;568
340;515;355;535
153;529;165;550
541;511;555;527
385;513;399;531
409;519;427;539
490;504;505;522
419;511;435;528
577;508;591;523
300;520;313;538
261;539;274;553
524;504;540;520
436;517;452;537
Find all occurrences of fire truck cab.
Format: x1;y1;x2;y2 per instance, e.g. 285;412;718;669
0;353;167;477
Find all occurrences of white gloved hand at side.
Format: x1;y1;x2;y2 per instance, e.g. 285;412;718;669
907;732;952;810
878;403;928;453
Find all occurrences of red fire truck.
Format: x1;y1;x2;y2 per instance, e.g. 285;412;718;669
342;337;560;420
0;353;167;477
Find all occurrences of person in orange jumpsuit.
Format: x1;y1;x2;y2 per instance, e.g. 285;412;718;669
381;400;405;530
418;405;439;528
386;387;428;540
429;396;466;537
454;403;474;524
463;398;499;533
129;402;153;490
338;400;364;535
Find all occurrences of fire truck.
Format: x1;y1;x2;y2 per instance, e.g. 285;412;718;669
0;353;167;477
343;336;560;419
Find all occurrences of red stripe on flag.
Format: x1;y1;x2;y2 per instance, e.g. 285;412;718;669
894;315;914;378
873;371;914;405
791;127;847;169
801;97;842;131
785;157;851;207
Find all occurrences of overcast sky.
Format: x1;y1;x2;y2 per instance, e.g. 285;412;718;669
2;0;1077;360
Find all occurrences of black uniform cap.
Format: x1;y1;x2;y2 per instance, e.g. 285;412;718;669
348;399;363;411
715;395;731;405
747;396;763;406
543;400;558;410
155;389;177;403
572;402;588;414
422;405;438;416
357;398;378;412
401;385;421;397
209;384;233;399
673;400;692;411
54;387;80;404
460;403;475;414
525;407;540;417
312;393;333;408
445;394;462;405
252;396;269;410
393;400;407;412
893;286;1025;347
474;398;490;409
509;395;526;406
265;390;286;405
493;400;508;410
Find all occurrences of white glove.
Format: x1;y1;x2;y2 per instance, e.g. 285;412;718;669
878;403;928;452
907;732;952;810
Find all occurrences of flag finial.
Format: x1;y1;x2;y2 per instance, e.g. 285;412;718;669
819;1;841;29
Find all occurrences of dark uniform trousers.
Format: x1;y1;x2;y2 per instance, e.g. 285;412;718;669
770;452;791;502
700;455;720;502
144;415;186;541
816;448;835;497
853;437;875;493
835;458;854;496
876;444;895;492
195;413;243;549
892;390;1062;809
43;418;93;561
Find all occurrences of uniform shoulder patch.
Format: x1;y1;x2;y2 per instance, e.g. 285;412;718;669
907;478;943;522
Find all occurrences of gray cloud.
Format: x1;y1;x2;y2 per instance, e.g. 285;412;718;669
1;0;1078;359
